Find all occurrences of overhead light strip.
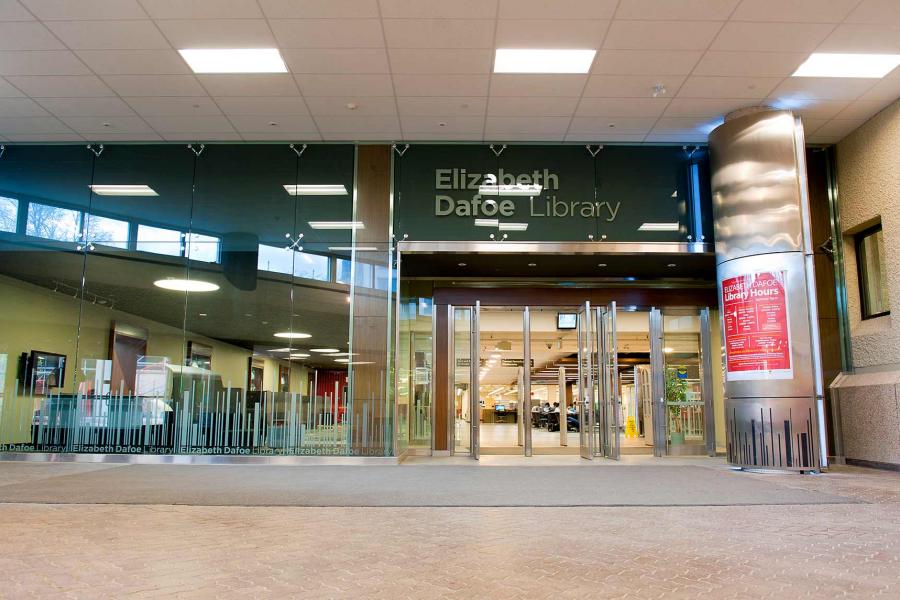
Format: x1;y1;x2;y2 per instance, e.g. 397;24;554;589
178;48;288;74
308;221;365;230
638;222;679;231
283;184;348;196
792;53;900;78
494;49;596;74
478;184;543;196
90;184;158;196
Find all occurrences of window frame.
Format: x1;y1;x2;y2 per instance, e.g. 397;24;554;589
855;222;890;321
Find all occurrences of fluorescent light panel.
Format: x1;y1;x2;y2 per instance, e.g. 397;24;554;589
327;246;378;251
308;221;365;230
494;49;596;74
474;218;499;227
792;53;900;78
498;222;528;231
283;184;348;196
274;331;312;339
91;184;157;196
638;222;679;231
478;184;543;196
179;48;287;74
153;278;218;292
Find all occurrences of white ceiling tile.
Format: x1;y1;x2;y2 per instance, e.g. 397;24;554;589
229;114;317;133
487;96;579;117
731;0;857;23
155;19;276;48
592;50;701;75
403;131;483;141
84;131;163;141
240;131;322;140
140;0;263;19
484;116;571;135
795;118;828;133
0;97;49;117
484;132;567;142
197;74;299;97
396;96;486;116
270;19;384;48
4;131;83;141
282;49;389;74
144;115;235;132
710;22;833;52
845;0;900;26
693;51;807;77
582;74;687;98
812;118;868;140
816;24;900;53
45;20;171;50
383;19;495;49
616;0;739;20
124;96;221;115
856;75;900;102
5;75;114;97
653;116;724;133
0;115;72;133
389;49;492;74
215;96;310;115
644;132;707;142
677;76;780;99
490;74;587;97
400;115;484;133
575;97;670;117
768;77;877;101
0;77;24;97
392;74;488;96
603;21;722;51
319;132;399;141
0;0;34;20
294;73;395;96
569;116;656;134
0;22;65;50
59;115;153;134
75;50;190;75
160;131;243;140
313;115;400;132
260;0;379;19
0;51;92;75
381;0;497;19
304;96;396;116
22;0;146;20
103;75;206;96
786;100;852;120
499;0;616;19
663;98;756;117
834;100;891;120
565;132;646;142
495;19;610;47
38;96;137;116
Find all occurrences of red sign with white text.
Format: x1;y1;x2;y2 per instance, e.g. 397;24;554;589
721;271;793;380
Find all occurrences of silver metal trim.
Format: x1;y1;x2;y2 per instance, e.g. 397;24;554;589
429;298;437;456
0;452;400;465
471;301;480;460
447;304;455;455
649;307;667;458
397;241;712;255
700;307;717;457
523;306;532;457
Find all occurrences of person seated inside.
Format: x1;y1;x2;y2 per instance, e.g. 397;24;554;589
541;402;552;414
552;402;560;412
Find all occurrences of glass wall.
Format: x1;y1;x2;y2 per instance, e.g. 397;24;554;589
662;312;705;452
0;143;394;457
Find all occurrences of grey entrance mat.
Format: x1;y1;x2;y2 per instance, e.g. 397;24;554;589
0;464;857;507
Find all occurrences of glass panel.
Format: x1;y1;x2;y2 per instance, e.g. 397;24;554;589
0;196;17;232
136;224;182;257
859;228;889;317
84;214;129;249
453;307;472;454
185;232;219;263
26;202;81;242
409;298;432;449
478;307;526;453
663;312;705;452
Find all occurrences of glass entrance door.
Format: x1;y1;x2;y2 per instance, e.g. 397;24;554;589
598;302;620;460
576;302;596;459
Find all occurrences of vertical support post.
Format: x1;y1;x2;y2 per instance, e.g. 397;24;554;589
699;307;716;457
559;366;567;446
523;306;532;457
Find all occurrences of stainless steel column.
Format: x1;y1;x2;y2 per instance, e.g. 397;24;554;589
709;108;825;471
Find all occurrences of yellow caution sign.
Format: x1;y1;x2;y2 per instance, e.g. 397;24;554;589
625;416;637;439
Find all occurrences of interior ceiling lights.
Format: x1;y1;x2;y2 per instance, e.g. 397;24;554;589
283;184;348;196
308;221;365;230
792;53;900;78
274;332;312;339
153;279;218;292
178;48;287;74
90;184;158;196
493;49;596;74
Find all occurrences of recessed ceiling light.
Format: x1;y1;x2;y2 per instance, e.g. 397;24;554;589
153;278;218;292
474;218;500;227
269;347;293;352
311;348;340;353
528;263;537;267
792;53;900;78
335;358;350;363
290;353;310;358
667;263;676;267
308;221;365;230
597;263;607;267
90;184;158;196
639;222;679;231
327;246;378;251
494;48;596;74
274;331;312;339
499;222;528;231
283;184;348;196
458;262;467;267
178;48;287;74
478;183;542;196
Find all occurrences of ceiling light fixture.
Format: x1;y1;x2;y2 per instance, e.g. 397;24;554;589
664;347;674;353
327;246;378;251
478;184;543;196
494;48;596;74
639;222;679;231
311;348;340;353
153;278;218;292
90;184;158;196
290;353;310;358
498;222;528;231
792;53;900;78
283;184;348;196
308;221;365;230
474;218;500;227
274;331;312;339
178;48;287;74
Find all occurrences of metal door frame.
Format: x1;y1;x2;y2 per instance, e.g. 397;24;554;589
598;302;620;460
699;307;717;457
649;307;667;457
523;306;533;457
576;301;595;459
471;301;480;459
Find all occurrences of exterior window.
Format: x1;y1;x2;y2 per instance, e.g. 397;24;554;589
0;196;17;232
257;244;329;281
185;232;219;263
26;202;81;241
84;214;129;249
856;224;889;319
336;257;373;287
136;224;182;257
293;251;329;281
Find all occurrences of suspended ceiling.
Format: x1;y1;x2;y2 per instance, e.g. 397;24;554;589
0;0;896;144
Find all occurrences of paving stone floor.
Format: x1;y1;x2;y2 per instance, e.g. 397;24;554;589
1;461;899;599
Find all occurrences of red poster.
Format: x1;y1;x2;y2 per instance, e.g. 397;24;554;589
721;271;793;380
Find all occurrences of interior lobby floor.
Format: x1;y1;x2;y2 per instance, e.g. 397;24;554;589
2;460;899;598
